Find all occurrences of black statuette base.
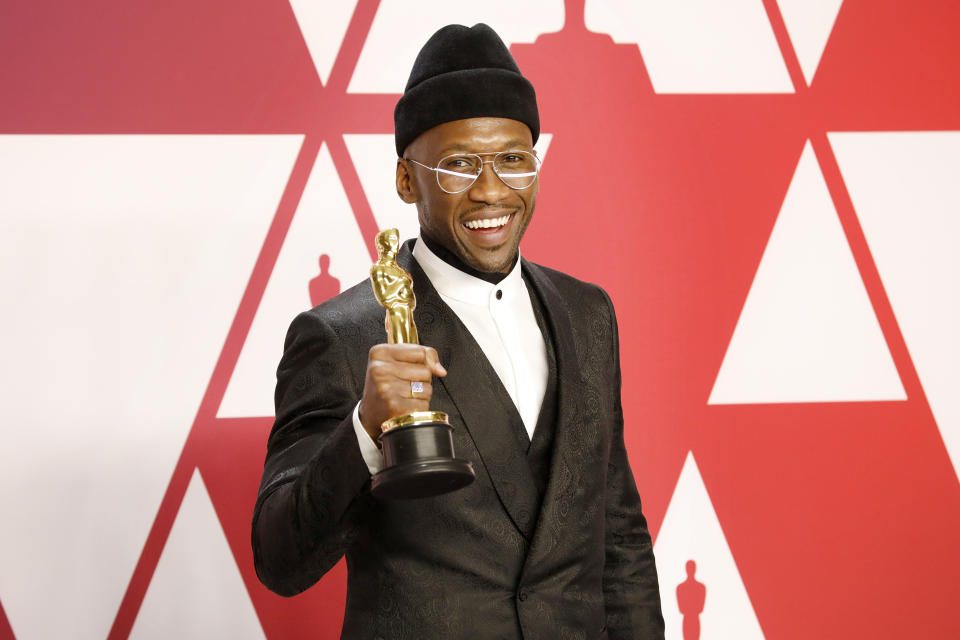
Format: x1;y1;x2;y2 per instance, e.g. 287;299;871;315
371;421;475;500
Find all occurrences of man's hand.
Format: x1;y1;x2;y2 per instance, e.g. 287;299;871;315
358;344;447;442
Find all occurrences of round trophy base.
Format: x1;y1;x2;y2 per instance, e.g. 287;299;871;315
371;415;475;500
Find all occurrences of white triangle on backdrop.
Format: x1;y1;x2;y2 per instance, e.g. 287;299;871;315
0;134;300;640
709;141;905;404
829;131;960;481
288;0;359;85
533;134;553;164
129;470;266;640
654;452;765;640
218;143;372;418
348;1;564;93
344;132;554;247
584;0;793;93
343;134;420;244
776;0;844;85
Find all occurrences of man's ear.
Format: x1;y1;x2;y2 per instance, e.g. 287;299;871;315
396;158;418;204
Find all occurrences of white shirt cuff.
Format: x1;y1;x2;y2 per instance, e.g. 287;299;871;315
352;402;385;475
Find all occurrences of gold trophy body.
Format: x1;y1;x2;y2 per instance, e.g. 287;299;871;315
368;229;475;500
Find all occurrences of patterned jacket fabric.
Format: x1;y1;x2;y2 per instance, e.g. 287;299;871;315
252;240;664;639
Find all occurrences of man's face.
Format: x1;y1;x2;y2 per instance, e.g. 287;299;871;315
398;117;538;274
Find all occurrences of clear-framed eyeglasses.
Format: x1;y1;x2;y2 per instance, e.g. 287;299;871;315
406;150;541;194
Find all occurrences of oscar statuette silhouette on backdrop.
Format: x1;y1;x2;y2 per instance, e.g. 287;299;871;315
677;560;706;640
367;228;475;500
309;253;340;306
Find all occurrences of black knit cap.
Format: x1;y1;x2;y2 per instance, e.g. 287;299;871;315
394;23;540;156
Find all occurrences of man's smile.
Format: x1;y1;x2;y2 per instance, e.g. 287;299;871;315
459;211;518;251
462;212;513;230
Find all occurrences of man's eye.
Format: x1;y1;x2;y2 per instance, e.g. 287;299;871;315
444;157;475;171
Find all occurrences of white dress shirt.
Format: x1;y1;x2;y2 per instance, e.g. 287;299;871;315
352;236;549;474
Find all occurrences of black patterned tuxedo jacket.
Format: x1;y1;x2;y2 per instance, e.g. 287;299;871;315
252;241;664;640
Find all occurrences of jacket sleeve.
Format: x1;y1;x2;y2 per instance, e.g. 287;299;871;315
251;309;374;596
600;291;665;639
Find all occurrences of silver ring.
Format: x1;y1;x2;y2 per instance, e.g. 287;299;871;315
410;381;424;396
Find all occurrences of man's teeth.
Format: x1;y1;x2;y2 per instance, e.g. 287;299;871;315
464;214;510;230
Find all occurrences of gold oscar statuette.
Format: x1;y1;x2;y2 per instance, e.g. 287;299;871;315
367;228;475;500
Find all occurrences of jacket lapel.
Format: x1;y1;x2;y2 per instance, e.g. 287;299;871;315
519;260;587;561
398;244;541;540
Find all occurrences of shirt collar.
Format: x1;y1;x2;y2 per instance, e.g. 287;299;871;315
413;235;526;306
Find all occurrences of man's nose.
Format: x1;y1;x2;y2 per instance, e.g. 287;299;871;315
467;160;509;203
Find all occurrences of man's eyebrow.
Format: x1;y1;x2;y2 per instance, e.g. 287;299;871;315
439;143;472;154
502;138;533;149
439;139;533;154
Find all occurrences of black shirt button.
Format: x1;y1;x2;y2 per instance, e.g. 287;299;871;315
517;590;528;601
496;289;503;300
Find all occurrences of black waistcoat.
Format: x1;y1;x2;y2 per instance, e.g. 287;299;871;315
416;235;559;514
524;275;559;503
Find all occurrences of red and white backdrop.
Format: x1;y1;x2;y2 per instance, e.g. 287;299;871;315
2;0;958;638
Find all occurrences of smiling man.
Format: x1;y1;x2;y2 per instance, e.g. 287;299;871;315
253;24;664;639
400;117;537;275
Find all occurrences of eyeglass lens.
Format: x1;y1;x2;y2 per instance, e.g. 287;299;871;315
437;151;538;192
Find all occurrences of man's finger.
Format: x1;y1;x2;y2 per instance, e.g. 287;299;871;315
389;344;429;363
390;344;446;377
423;346;447;377
386;363;434;383
372;343;446;376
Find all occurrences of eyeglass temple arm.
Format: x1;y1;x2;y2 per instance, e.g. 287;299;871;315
499;171;538;178
405;158;474;180
405;157;539;178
